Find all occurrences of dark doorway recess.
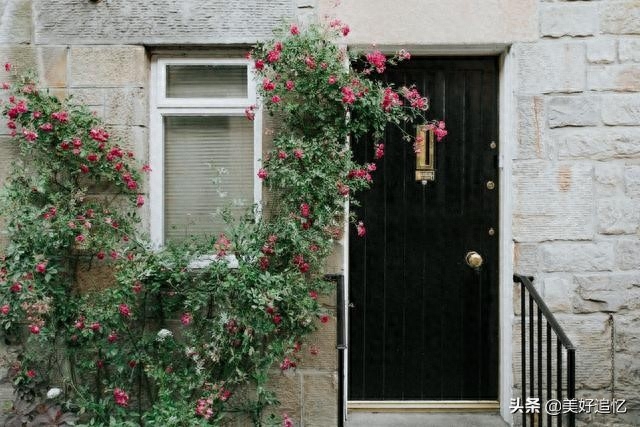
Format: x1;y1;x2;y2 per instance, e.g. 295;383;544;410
349;57;500;401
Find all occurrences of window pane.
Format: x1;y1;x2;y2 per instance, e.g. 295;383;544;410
166;65;248;98
164;116;253;242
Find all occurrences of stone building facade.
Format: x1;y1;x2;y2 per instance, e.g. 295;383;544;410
1;0;639;426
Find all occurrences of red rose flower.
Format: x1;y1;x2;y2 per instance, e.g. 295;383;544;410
113;388;129;407
118;304;131;317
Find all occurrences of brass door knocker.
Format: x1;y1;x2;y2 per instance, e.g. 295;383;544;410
415;125;436;185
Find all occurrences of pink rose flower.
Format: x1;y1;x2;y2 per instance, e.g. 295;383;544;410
51;111;69;122
262;78;275;91
366;50;387;73
290;24;300;35
357;221;366;237
181;312;192;326
257;168;268;180
1;305;10;315
244;105;256;121
267;49;281;63
22;129;37;141
35;262;46;273
341;86;356;104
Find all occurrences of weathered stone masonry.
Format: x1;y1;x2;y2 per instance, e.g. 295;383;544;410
1;0;640;425
513;1;640;425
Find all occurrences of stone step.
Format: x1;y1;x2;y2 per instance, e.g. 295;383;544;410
345;412;509;427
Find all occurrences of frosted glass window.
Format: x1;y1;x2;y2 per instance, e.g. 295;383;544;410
166;65;248;98
164;116;253;242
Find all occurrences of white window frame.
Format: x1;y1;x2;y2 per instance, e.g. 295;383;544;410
149;57;262;248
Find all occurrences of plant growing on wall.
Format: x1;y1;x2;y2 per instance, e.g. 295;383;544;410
0;21;444;426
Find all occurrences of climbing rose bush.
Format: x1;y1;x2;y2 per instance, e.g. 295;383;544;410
0;20;444;427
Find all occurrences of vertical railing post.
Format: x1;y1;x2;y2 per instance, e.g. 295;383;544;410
557;338;563;427
538;307;543;427
529;295;535;427
521;282;527;427
567;349;576;427
547;322;552;427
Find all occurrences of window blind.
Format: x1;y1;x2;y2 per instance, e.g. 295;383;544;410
166;65;248;98
164;116;253;242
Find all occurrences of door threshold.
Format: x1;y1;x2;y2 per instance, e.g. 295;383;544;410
348;400;500;413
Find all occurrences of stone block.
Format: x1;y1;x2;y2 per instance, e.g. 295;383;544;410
558;128;640;160
597;198;640;235
574;272;640;313
0;136;18;187
0;0;32;44
515;96;549;160
513;162;594;242
624;165;640;198
602;94;640;126
615;351;640;404
34;0;295;45
540;242;614;273
37;46;68;88
615;314;640;354
547;96;600;128
70;46;147;88
68;88;105;107
302;373;338;427
75;263;117;293
323;241;343;275
297;317;337;371
266;370;302;425
616;239;640;270
540;3;598;38
595;163;624;197
601;1;640;35
0;45;36;77
587;38;617;64
555;313;611;390
619;39;640;62
543;275;576;313
516;42;586;95
513;243;539;276
104;87;148;127
106;125;148;161
588;64;640;92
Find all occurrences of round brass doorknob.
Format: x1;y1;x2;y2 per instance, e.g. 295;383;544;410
465;251;483;269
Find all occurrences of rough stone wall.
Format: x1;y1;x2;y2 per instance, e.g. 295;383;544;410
512;1;640;425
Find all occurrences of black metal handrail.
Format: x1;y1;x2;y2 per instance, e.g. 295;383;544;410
513;274;576;427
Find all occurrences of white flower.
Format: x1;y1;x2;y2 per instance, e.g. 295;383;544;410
47;387;62;399
156;328;173;342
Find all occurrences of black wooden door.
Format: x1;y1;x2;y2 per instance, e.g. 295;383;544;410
349;57;499;401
